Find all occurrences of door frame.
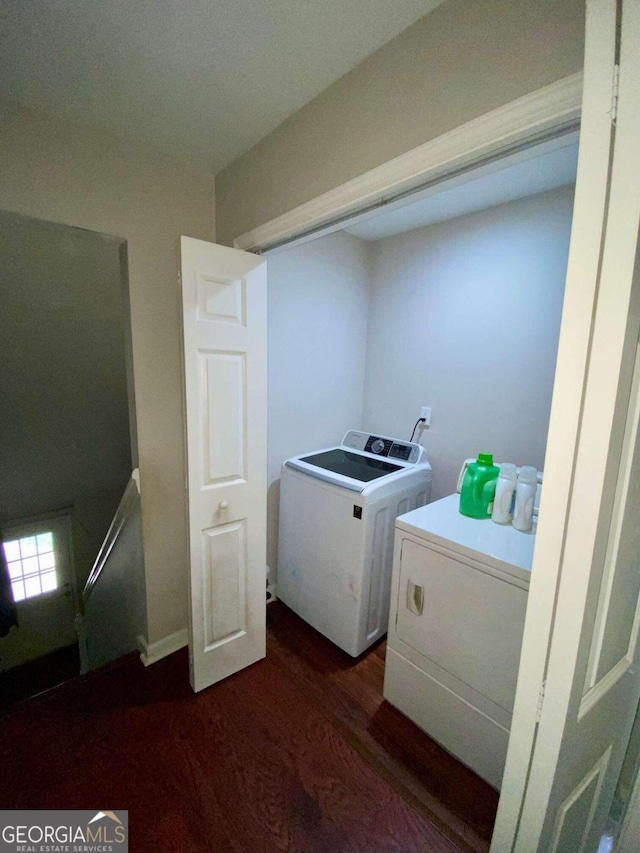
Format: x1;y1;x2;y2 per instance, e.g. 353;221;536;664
230;64;636;845
233;73;585;638
233;72;582;254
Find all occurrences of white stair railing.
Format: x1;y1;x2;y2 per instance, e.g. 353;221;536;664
81;469;140;605
76;469;146;672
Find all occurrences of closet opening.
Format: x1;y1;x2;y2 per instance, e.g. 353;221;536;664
262;128;579;842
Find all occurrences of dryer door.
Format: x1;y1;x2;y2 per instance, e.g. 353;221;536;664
396;537;528;713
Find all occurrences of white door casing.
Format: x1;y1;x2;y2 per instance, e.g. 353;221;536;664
180;237;267;693
490;0;617;844
493;0;640;849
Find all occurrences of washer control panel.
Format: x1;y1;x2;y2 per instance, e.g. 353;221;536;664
342;431;424;465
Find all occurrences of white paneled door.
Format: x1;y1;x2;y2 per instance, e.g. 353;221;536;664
180;237;267;692
492;0;640;850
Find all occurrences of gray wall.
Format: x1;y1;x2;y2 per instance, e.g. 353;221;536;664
0;98;215;645
267;231;369;574
0;213;131;526
362;186;575;499
215;0;584;245
83;489;147;672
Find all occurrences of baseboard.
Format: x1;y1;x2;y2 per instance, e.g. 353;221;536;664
138;628;188;666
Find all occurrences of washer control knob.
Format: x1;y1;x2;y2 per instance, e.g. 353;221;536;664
371;439;385;455
219;500;228;510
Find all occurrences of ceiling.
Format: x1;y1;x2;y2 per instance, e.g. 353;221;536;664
0;0;445;175
343;136;579;241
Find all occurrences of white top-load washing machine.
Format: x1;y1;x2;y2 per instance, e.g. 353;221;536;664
383;466;540;789
277;430;432;656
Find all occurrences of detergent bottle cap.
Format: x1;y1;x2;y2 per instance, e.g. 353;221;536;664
477;453;494;466
518;465;538;485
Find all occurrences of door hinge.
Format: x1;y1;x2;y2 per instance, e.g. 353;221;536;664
536;680;546;723
612;63;620;125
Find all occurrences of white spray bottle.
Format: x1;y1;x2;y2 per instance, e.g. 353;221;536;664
512;466;537;533
491;463;517;525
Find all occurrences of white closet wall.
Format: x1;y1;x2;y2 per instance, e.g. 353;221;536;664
267;186;575;584
362;185;575;500
267;231;369;576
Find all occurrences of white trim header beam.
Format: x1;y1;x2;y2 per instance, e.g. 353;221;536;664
234;72;582;253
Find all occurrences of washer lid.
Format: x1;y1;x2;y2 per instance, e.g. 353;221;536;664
286;448;404;491
299;448;402;480
285;430;426;492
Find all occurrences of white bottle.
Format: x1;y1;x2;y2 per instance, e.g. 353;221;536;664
512;466;538;533
491;463;517;524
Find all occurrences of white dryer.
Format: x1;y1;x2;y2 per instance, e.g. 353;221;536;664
384;483;538;789
277;430;432;656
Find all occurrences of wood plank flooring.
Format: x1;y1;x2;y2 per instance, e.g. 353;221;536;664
0;604;498;852
0;643;79;712
267;603;498;852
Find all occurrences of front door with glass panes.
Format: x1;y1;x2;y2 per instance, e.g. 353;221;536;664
1;516;77;671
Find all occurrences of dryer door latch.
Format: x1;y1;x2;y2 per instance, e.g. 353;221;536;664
406;580;424;615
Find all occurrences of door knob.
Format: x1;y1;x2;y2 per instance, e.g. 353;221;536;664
219;500;228;510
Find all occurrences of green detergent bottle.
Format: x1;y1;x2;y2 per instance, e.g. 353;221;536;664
459;453;500;519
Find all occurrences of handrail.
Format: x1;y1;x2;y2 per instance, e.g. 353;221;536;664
82;469;140;606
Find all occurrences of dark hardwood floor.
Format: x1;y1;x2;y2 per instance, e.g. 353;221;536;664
267;603;498;852
0;604;497;852
0;642;80;712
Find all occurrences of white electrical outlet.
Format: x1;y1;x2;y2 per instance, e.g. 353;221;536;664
420;406;432;427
